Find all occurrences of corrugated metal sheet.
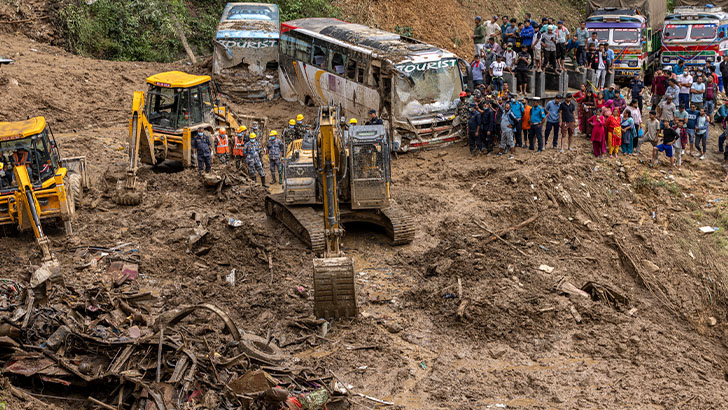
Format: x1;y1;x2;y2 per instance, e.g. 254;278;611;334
676;0;728;8
587;0;667;29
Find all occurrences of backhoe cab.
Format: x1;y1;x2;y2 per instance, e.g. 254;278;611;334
117;71;239;205
0;117;87;284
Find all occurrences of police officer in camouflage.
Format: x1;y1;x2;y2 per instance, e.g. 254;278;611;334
456;91;469;138
266;130;285;184
294;114;306;139
283;119;297;145
243;133;267;187
191;130;212;176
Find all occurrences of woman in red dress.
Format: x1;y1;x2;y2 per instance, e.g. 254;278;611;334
588;109;606;157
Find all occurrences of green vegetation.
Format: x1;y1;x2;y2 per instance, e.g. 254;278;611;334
395;25;415;38
634;172;682;197
59;0;340;62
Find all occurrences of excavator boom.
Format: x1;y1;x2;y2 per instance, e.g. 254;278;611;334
312;106;357;319
116;91;154;205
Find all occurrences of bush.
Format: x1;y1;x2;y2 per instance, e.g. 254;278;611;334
59;0;340;62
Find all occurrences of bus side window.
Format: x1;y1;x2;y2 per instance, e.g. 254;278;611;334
371;65;381;88
294;35;312;63
346;58;357;79
313;45;327;68
331;51;346;75
357;66;365;83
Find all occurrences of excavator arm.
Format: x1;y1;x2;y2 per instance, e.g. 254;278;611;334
312;106;357;319
117;91;155;205
12;165;53;261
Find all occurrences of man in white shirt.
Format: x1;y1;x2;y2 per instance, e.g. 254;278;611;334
503;44;518;71
555;20;570;71
485;15;501;43
490;55;506;91
677;71;693;109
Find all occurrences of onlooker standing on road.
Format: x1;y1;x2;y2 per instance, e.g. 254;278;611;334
555;21;570;72
677;70;693;108
587;31;600;51
471;55;486;86
544;95;561;148
516;46;531;95
695;108;709;159
629;74;645;112
575;22;588;68
705;75;717;123
542;26;558;72
720;55;728;93
657;95;676;125
590;43;609;90
651;69;668;111
559;93;576;152
532;32;543;72
635;110;660;154
505;18;519;47
716;100;728;152
501;16;510;44
504;44;518;71
529;98;545;152
690;75;706;110
665;78;680;104
485;16;501;44
472;16;486;57
490;55;507;91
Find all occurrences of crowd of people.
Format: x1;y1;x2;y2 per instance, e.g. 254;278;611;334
464;14;728;179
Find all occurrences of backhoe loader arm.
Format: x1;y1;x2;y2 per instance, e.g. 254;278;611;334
13;165;52;262
117;92;155;205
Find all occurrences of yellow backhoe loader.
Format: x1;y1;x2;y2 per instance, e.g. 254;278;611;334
0;117;87;284
117;71;240;205
265;106;414;318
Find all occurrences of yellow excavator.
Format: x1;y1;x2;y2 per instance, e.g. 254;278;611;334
117;71;240;205
266;106;414;318
0;117;87;283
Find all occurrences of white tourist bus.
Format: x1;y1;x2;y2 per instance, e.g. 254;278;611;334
278;18;470;152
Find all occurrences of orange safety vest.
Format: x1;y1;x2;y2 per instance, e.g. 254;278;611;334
216;134;229;154
12;151;29;165
233;135;245;157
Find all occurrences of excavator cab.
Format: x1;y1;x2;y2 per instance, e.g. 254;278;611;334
145;72;217;133
348;125;390;209
0;117;86;280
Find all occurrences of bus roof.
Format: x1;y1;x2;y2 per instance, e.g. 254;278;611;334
0;117;46;142
282;18;452;62
667;6;728;20
146;71;211;88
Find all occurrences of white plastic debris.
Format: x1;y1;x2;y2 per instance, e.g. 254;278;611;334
699;226;719;234
538;264;555;273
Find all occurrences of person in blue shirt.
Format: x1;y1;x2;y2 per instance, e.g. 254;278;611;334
467;103;481;154
629;74;645;112
684;103;698;157
544;95;562;148
529;98;546;152
717;100;728;152
605;45;614;66
673;60;685;76
520;21;535;50
509;96;525;147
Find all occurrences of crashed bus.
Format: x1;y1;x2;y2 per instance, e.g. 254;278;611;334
212;3;280;101
661;5;728;70
278;18;469;152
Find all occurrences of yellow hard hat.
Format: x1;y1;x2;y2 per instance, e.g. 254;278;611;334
250;133;257;139
219;128;226;135
349;118;357;124
296;114;304;121
269;130;278;137
289;119;296;126
238;125;247;133
0;162;3;170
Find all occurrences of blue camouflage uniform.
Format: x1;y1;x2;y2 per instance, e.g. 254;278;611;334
267;137;285;183
243;139;265;180
191;132;212;174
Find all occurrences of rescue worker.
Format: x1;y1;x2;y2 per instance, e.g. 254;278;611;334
191;130;212;176
456;91;469;137
233;126;247;170
0;162;7;188
283;119;297;145
215;128;229;164
266;130;285;184
367;109;384;125
294;114;306;138
243;132;267;187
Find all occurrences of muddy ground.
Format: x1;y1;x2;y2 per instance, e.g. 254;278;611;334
3;32;728;409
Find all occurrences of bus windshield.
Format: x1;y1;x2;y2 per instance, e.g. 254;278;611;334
664;24;688;40
394;59;462;117
613;28;639;44
690;24;717;40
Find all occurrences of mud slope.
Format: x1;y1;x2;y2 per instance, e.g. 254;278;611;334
2;33;728;409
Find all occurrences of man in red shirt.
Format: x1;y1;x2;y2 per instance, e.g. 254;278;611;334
650;69;668;111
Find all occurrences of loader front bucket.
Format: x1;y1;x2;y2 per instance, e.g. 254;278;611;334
313;256;357;319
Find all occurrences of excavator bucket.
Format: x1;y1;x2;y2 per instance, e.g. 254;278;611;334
313;256;357;319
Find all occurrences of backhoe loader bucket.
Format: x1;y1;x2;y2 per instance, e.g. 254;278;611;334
313;256;357;319
115;176;146;206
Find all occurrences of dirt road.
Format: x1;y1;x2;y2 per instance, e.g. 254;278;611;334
2;32;728;409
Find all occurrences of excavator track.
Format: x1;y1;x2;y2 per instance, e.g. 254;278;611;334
265;194;325;254
381;205;416;246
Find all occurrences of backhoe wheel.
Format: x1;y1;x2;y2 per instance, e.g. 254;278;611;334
68;172;82;209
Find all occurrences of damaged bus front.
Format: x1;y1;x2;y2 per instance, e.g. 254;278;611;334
213;3;280;101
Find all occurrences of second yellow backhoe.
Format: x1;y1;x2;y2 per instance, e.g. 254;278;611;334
117;71;240;205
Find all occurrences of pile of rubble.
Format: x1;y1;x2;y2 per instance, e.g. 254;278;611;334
0;243;350;410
